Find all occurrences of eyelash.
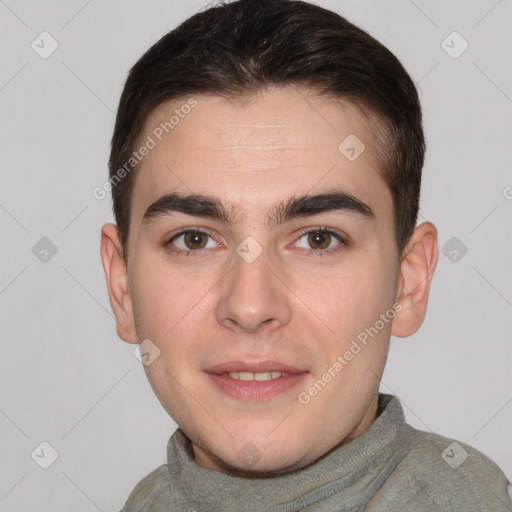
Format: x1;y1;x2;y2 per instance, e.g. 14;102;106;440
163;227;348;258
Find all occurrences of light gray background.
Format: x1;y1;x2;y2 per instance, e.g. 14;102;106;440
1;0;511;510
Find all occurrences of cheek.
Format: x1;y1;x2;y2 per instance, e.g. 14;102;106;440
306;257;395;397
130;261;194;339
307;258;393;338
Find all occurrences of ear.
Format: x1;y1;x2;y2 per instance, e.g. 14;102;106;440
392;221;438;338
100;223;138;343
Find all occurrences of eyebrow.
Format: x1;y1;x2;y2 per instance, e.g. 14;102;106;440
142;190;375;228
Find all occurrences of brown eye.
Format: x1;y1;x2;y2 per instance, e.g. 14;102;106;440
183;231;208;249
307;231;332;250
165;229;218;256
293;228;347;256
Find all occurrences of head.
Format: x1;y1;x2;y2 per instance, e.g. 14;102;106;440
101;0;438;476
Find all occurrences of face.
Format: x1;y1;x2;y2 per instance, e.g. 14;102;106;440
112;86;408;475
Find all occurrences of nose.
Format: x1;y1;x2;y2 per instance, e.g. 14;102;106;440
215;246;292;334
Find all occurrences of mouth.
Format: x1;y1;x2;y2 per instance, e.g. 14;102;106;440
204;361;308;400
224;371;292;381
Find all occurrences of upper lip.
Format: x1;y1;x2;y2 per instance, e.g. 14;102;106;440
205;360;307;374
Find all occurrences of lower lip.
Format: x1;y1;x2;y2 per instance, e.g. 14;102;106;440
206;372;308;400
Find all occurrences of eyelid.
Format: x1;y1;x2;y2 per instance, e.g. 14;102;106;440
290;226;348;256
163;226;221;251
293;226;348;244
165;226;218;243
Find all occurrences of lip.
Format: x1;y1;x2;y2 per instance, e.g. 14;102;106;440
206;360;305;374
205;360;308;400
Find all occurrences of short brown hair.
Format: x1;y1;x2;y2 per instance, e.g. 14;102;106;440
109;0;424;260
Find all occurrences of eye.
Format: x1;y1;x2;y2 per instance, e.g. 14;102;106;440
165;229;219;256
163;227;347;258
293;228;347;255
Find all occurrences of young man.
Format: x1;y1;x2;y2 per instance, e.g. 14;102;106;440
101;0;512;510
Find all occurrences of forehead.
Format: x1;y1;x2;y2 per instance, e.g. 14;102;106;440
129;86;391;226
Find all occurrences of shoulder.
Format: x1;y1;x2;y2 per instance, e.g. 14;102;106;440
118;464;173;512
396;424;512;510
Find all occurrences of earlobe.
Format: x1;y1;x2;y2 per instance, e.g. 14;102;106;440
392;222;439;338
100;223;138;344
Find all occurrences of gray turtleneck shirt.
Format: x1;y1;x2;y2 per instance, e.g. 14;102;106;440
119;394;512;511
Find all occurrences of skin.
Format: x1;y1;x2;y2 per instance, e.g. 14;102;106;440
101;85;438;476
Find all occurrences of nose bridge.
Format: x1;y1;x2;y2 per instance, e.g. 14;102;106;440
215;239;291;332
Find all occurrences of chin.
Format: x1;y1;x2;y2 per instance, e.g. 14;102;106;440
207;446;314;477
191;423;321;477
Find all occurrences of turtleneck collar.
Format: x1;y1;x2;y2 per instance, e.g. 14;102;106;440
165;393;413;511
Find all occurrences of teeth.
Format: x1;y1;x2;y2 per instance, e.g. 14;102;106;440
227;371;290;381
